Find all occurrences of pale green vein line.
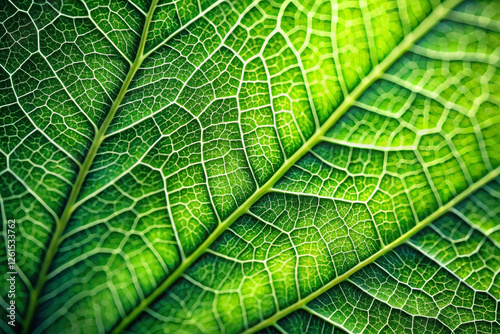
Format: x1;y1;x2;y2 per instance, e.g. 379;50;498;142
447;10;500;32
243;166;500;334
142;0;227;59
21;1;160;333
110;0;464;332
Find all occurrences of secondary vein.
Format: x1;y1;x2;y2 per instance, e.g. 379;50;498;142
21;1;159;333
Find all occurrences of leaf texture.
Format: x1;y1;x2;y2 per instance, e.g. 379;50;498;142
0;0;499;333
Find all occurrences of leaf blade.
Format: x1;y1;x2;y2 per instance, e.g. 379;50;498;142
1;0;499;333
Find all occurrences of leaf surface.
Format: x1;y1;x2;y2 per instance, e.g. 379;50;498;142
0;0;499;333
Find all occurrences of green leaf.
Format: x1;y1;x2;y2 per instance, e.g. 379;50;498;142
1;0;499;333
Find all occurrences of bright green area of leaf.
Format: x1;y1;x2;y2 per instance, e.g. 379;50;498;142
0;0;499;333
262;178;500;334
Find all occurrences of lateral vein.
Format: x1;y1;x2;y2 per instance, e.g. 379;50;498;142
21;1;160;333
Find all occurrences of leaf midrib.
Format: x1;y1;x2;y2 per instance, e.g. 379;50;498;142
23;0;469;332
